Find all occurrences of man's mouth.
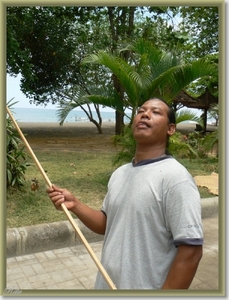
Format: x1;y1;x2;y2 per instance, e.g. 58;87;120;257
136;121;150;128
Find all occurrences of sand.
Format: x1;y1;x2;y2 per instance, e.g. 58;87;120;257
18;122;116;152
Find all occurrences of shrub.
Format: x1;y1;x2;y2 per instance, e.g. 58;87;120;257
202;129;218;157
168;132;199;159
184;131;208;158
112;124;212;164
6;103;30;189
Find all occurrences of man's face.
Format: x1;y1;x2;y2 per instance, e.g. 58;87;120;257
132;99;175;145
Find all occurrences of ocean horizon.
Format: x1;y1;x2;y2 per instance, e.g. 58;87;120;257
9;107;215;125
11;107;132;124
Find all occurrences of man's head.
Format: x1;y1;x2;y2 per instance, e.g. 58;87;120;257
132;98;176;149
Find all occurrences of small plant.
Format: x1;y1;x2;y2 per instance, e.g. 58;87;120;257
112;126;201;163
202;129;218;157
6;100;30;189
168;132;199;159
30;177;40;191
112;125;136;167
184;131;208;158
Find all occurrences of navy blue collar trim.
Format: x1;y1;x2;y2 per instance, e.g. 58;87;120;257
132;155;172;167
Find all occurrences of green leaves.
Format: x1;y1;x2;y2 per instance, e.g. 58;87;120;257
82;38;218;125
175;109;200;125
6;100;31;189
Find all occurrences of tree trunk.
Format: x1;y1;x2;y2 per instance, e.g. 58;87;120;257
90;119;103;134
107;7;135;135
115;110;124;135
80;104;103;134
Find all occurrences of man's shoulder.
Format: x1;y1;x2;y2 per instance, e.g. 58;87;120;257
112;162;132;174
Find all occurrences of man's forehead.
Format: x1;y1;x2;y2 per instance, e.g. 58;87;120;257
141;99;167;109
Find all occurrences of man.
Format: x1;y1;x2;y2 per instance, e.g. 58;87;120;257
47;98;203;289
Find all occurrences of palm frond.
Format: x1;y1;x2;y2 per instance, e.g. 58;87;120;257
175;109;200;124
83;51;141;107
86;93;123;112
202;129;218;152
147;58;218;100
7;98;19;109
56;86;91;125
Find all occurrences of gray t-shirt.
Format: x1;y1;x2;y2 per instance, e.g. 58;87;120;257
95;156;203;289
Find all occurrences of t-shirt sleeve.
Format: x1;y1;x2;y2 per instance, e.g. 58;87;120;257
164;179;204;247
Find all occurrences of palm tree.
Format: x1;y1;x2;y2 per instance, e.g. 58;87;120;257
57;39;218;134
83;39;217;119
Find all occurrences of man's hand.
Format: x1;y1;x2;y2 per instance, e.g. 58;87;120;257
46;184;107;235
46;184;77;211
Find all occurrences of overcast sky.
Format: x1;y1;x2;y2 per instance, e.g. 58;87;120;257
6;74;115;111
7;74;53;109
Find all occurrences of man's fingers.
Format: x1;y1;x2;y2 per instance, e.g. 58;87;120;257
52;184;65;193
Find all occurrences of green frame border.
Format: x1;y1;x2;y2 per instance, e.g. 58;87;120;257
1;0;226;297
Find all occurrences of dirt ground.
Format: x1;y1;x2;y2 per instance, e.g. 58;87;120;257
18;121;217;153
18;121;218;195
19;122;116;152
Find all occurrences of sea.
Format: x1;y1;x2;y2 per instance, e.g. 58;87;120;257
10;107;215;125
10;107;131;124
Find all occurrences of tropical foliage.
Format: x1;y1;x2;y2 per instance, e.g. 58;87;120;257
56;39;217;133
7;6;219;133
112;108;206;167
178;6;219;60
208;103;219;126
6;100;30;189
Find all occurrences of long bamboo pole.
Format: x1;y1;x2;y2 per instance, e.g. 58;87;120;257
6;106;116;290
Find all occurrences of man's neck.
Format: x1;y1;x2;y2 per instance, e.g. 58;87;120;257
134;145;166;164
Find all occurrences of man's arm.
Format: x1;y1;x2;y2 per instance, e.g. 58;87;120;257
71;201;107;235
161;245;203;289
47;185;107;235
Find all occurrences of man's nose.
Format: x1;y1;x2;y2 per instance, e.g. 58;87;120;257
141;110;150;119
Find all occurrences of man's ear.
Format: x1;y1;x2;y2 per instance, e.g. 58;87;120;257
167;123;176;136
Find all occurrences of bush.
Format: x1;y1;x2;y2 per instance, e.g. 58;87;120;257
202;130;218;157
6;106;30;189
184;131;208;159
168;132;199;159
112;126;209;162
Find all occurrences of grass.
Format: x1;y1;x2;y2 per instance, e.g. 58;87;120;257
6;150;218;228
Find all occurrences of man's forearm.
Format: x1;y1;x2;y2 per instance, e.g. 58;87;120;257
161;245;203;289
71;200;107;235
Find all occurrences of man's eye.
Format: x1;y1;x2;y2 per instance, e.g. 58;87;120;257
137;110;144;114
